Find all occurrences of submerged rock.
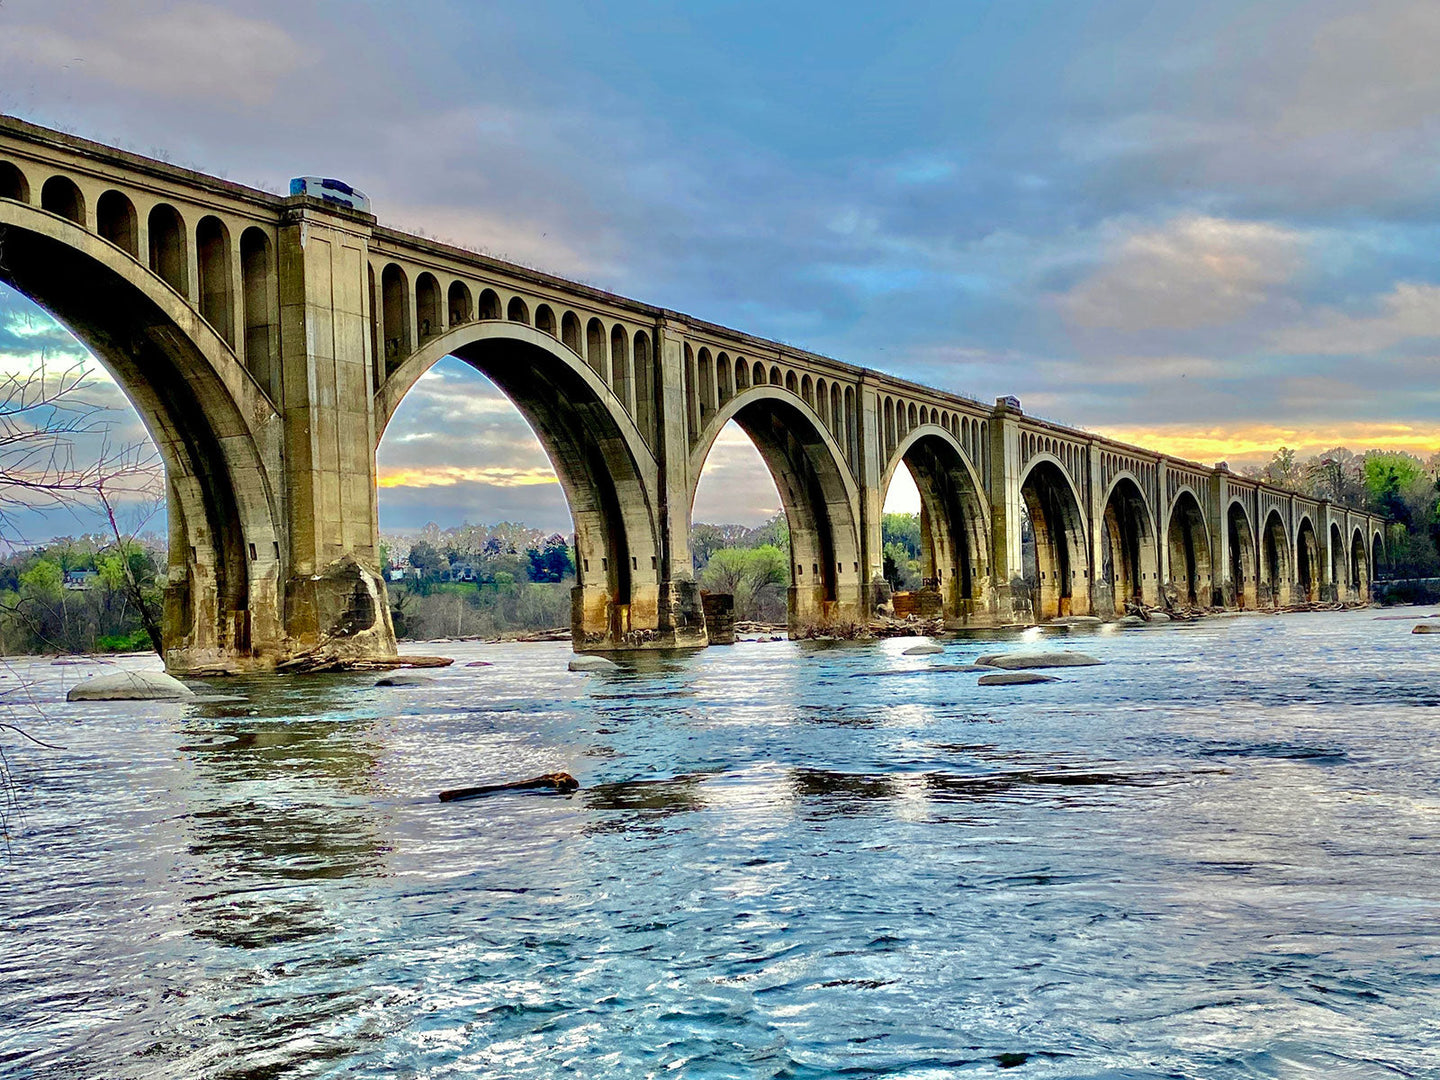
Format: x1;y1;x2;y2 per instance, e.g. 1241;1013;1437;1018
1115;615;1146;627
978;671;1059;686
375;674;431;687
464;660;494;667
67;670;193;701
569;655;620;672
975;651;1102;670
902;642;945;655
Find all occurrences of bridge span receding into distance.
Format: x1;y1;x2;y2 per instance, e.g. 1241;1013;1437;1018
0;115;1387;673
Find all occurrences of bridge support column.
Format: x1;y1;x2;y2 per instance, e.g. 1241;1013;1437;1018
987;399;1028;622
856;379;890;617
275;203;398;665
651;320;707;649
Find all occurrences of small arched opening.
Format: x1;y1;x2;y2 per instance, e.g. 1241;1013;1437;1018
415;273;441;342
448;280;472;325
148;203;188;297
561;311;582;355
633;330;655;451
40;175;84;225
0;160;29;202
96;191;139;257
478;288;502;320
380;263;411;374
507;295;529;323
196;216;234;347
535;304;557;338
611;324;631;407
586;318;607;380
240;227;279;402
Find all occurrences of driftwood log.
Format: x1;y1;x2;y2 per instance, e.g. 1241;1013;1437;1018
439;772;580;802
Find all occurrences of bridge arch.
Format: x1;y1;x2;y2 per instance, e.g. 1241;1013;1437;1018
880;424;992;621
1225;500;1258;609
1260;508;1293;607
1018;454;1089;620
1295;514;1322;603
689;387;863;633
0;197;283;670
1099;472;1159;614
1329;521;1347;601
1166;487;1212;607
375;321;660;649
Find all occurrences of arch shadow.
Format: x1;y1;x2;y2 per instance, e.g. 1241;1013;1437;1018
1166;488;1212;607
1100;472;1159;615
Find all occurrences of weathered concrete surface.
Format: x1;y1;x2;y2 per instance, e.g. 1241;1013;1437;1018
0;114;1388;667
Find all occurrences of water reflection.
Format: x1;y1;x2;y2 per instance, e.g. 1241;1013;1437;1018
168;676;390;1070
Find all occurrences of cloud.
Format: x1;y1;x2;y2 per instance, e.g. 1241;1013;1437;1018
0;3;306;108
377;466;558;490
1272;282;1440;356
1058;216;1306;332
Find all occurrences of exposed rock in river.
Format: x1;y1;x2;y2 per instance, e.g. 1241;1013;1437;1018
978;671;1059;686
67;670;194;701
975;651;1102;670
569;655;620;672
903;642;945;655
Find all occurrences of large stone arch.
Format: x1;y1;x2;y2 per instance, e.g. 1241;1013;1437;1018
1018;454;1089;620
1260;508;1293;608
1329;521;1347;601
688;387;864;633
1295;514;1322;604
375;322;665;650
1098;472;1159;615
1226;500;1258;610
0;198;283;672
1166;487;1213;608
879;423;992;623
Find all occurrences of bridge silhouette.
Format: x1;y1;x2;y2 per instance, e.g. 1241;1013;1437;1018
0;116;1385;673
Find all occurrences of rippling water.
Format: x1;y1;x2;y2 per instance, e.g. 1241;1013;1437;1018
4;609;1440;1078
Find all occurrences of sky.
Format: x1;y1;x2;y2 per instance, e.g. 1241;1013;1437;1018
2;0;1440;536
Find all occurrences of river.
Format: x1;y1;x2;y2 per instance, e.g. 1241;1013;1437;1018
2;609;1439;1078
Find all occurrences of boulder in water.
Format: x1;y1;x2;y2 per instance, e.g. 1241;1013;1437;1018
1412;624;1440;634
375;673;431;687
1115;615;1145;627
569;655;619;672
903;642;944;655
978;671;1059;686
464;660;494;667
974;651;1102;670
67;670;194;701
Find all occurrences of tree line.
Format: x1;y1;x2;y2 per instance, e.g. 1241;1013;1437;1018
1243;446;1440;577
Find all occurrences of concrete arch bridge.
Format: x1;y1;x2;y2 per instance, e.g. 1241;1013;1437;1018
0;117;1387;672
